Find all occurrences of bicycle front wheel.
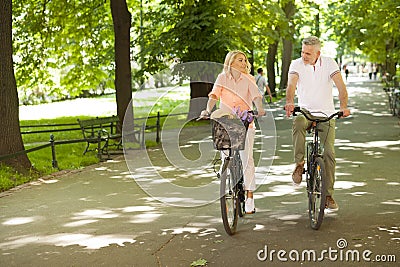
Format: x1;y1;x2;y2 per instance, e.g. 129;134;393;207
308;157;326;230
220;163;239;235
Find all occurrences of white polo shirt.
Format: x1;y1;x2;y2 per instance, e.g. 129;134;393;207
289;56;340;116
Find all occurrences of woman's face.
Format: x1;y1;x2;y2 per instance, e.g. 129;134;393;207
231;54;247;73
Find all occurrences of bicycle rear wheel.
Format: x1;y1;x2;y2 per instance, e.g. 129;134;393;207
220;162;239;235
308;157;326;230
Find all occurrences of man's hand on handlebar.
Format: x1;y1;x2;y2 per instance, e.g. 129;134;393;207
340;108;351;118
284;103;295;117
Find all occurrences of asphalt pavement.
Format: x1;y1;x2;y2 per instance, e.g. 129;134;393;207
0;76;399;267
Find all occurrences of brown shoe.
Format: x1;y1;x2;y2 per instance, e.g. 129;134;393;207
292;161;304;184
325;196;339;211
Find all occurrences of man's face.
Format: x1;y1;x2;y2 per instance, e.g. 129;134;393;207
301;44;320;65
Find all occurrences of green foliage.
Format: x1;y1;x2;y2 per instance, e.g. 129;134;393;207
134;0;284;78
12;0;115;102
11;0;399;104
326;0;400;67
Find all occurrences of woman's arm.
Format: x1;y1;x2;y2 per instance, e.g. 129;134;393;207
200;96;218;118
253;97;266;116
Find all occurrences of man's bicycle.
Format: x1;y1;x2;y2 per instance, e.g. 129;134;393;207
291;107;343;230
210;111;257;235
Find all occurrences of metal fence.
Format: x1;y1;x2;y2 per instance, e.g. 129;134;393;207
0;112;188;167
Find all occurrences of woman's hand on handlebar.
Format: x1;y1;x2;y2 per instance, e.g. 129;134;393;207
198;110;210;120
257;108;266;117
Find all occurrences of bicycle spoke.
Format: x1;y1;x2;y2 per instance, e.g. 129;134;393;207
308;157;326;230
220;164;239;235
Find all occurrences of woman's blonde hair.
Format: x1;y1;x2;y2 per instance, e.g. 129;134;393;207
223;50;251;74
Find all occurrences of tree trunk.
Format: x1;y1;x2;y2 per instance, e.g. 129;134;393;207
0;0;32;172
186;62;220;120
110;0;132;134
385;38;397;79
280;38;293;90
267;41;278;96
280;0;295;91
187;82;213;120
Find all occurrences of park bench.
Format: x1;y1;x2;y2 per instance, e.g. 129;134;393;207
77;115;144;160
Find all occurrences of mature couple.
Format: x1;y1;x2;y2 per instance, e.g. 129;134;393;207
200;36;351;214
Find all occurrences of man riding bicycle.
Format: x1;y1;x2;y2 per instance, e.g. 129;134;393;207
284;36;351;211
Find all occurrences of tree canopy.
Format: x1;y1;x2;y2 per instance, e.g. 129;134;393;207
11;0;399;104
326;0;399;75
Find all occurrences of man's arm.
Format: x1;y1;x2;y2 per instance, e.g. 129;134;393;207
332;73;351;117
284;73;299;117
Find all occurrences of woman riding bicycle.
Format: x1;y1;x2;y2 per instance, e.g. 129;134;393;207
200;50;266;214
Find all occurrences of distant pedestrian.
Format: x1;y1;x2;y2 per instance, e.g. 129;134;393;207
373;64;378;80
255;68;273;103
368;63;373;80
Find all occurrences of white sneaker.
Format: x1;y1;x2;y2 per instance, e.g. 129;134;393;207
245;198;255;214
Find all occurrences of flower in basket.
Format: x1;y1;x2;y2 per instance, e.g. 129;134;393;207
232;107;254;127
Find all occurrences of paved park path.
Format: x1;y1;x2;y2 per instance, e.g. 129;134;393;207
1;77;399;266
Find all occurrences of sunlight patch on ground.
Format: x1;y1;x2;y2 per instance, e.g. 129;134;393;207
347;191;371;197
119;206;157;213
277;214;302;221
334;181;366;190
381;199;400;205
0;233;136;250
338;140;400;149
129;213;163;224
73;209;119;219
38;178;59;184
63;220;98;227
257;185;302;197
253;224;265;231
161;227;217;237
2;217;38;226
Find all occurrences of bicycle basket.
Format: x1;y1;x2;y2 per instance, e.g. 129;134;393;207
211;116;248;150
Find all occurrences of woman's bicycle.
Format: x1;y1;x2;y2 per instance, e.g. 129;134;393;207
291;107;343;230
209;111;257;235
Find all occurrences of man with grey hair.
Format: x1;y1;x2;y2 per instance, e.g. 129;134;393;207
284;36;351;211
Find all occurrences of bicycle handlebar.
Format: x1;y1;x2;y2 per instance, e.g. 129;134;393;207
292;107;343;122
197;110;261;121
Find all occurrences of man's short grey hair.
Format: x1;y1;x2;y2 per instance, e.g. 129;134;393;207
302;36;321;48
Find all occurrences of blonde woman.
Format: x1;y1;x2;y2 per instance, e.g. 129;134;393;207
200;50;266;213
